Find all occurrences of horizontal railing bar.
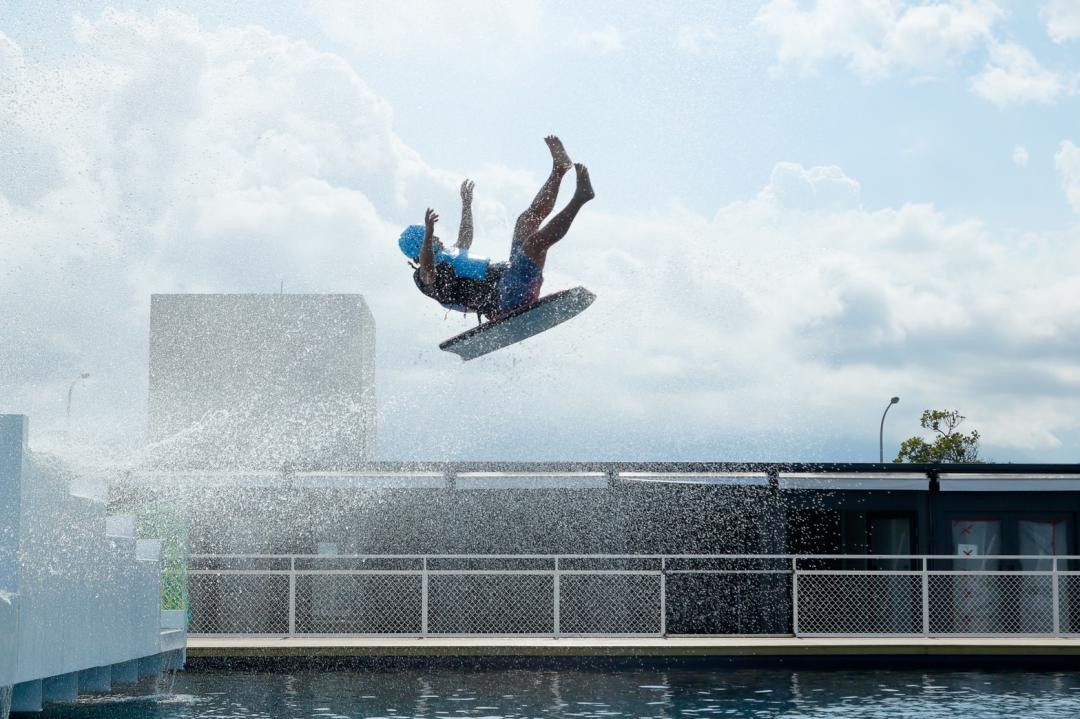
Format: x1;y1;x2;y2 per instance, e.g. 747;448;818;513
282;633;427;638
188;568;1065;577
552;633;664;638
187;633;291;638
290;570;421;576
797;570;924;576
424;570;647;576
187;569;658;576
927;633;1062;638
556;570;661;575
189;570;293;575
664;570;792;575
794;630;928;634
423;634;562;638
188;553;1080;560
191;570;388;575
926;571;1057;576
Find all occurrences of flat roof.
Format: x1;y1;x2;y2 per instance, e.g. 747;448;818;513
118;463;1080;491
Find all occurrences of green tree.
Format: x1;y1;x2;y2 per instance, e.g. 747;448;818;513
894;409;982;463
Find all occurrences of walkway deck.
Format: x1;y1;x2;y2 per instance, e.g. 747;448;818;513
188;637;1080;661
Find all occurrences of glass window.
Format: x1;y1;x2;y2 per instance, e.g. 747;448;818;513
951;518;1001;570
869;516;913;570
1018;519;1069;571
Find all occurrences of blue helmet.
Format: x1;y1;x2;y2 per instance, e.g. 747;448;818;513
398;225;425;260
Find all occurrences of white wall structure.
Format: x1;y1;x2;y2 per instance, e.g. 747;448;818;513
0;415;185;716
148;294;376;471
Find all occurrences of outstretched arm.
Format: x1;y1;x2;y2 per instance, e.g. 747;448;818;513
455;179;474;251
419;208;439;285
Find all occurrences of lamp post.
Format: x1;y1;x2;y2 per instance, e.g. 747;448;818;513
66;372;90;434
879;396;900;463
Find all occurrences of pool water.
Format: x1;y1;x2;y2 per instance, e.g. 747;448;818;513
32;667;1080;718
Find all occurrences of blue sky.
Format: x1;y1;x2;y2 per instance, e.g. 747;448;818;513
2;1;1080;463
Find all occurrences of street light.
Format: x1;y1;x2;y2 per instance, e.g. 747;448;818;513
66;372;90;434
879;396;900;463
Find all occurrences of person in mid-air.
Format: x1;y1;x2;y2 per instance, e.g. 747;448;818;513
398;135;595;321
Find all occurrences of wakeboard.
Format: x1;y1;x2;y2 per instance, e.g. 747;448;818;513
440;286;596;361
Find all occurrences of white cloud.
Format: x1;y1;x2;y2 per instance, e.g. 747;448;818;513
758;162;862;210
1055;140;1080;214
886;0;1001;75
754;1;1077;107
675;25;730;56
313;0;542;53
572;25;623;54
1041;0;1080;43
754;0;1001;81
1012;144;1029;166
970;41;1066;106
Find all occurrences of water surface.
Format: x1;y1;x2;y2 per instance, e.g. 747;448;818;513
34;667;1080;718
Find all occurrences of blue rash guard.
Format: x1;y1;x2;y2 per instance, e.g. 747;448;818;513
436;247;490;280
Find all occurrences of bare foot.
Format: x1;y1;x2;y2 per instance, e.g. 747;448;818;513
545;135;572;175
573;163;595;202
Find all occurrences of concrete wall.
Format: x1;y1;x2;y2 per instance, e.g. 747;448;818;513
148;294;376;471
0;415;27;690
0;415;184;712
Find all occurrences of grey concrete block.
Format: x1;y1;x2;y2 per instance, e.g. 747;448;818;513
11;680;41;712
110;660;139;684
77;666;111;693
41;673;77;703
137;654;163;679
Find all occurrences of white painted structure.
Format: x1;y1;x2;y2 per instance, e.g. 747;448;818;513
0;415;185;716
148;293;376;471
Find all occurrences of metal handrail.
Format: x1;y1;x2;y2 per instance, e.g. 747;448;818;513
187;552;1080;560
179;552;1080;640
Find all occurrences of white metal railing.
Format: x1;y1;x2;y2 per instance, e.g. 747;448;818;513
179;554;1080;639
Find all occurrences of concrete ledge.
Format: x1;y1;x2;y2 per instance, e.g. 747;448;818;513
77;666;111;693
110;659;139;684
188;637;1080;659
11;680;42;713
41;672;78;703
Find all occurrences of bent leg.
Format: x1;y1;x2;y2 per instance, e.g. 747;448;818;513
521;163;595;270
512;136;573;247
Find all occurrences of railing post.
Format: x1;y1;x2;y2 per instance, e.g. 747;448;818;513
553;557;560;638
791;557;799;636
921;556;930;637
421;556;429;637
659;557;666;637
287;556;296;637
1052;556;1061;637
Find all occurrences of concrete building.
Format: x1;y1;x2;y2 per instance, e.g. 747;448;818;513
147;294;376;471
1;415;185;717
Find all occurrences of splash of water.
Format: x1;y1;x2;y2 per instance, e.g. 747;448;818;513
38;388;375;482
154;664;180;699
